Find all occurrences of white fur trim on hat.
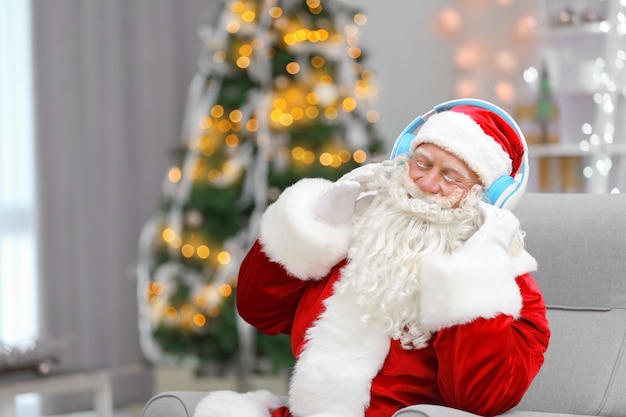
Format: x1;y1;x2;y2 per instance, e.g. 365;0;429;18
409;111;512;188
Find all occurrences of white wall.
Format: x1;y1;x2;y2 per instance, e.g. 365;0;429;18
353;1;457;146
352;0;540;148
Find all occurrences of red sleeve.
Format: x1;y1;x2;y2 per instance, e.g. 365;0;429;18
237;239;309;335
432;273;550;417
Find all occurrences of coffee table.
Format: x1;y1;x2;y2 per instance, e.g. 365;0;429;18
0;363;145;417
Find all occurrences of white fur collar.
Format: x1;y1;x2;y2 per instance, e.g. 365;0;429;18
288;286;391;417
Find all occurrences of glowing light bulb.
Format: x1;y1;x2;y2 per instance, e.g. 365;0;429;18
230;1;244;13
366;110;380;123
217;251;231;265
211;105;224;118
342;97;357;112
246;119;259;132
219;284;233;297
225;134;239;147
303;151;315;164
193;314;206;327
197;245;210;259
495;81;515;104
162;228;176;243
454;43;481;70
241;11;255;23
168;167;182;183
269;7;282;18
353;150;367;163
292;146;305;160
226;22;240;33
354;13;367;25
311;56;325;68
436;8;462;36
181;244;195;258
320;152;333;166
286;62;300;74
236;56;250;68
347;47;362;59
164;306;177;319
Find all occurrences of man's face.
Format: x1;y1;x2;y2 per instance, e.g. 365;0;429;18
407;143;481;204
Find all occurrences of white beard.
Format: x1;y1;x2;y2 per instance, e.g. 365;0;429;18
334;162;484;349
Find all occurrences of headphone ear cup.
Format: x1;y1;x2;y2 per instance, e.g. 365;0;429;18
484;175;518;208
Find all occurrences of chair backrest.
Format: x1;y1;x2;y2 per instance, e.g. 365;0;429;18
513;193;626;416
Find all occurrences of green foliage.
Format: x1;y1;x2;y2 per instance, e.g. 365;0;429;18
256;332;295;373
153;294;239;365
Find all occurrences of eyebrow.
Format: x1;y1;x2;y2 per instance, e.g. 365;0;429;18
413;147;475;182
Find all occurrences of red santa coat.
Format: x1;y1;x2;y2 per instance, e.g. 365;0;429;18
237;178;551;417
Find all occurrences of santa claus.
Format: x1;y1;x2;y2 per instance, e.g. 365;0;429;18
194;101;551;417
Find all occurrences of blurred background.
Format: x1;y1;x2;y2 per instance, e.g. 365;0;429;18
1;0;624;415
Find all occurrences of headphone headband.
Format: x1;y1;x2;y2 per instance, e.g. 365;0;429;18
389;98;529;210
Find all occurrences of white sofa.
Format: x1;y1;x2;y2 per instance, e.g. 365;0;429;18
141;193;626;417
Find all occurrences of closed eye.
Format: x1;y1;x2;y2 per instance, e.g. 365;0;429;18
442;172;458;183
413;159;431;170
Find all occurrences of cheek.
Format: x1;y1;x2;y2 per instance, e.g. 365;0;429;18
407;164;421;181
440;183;471;198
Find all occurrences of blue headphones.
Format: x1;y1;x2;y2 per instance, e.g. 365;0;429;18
389;98;529;210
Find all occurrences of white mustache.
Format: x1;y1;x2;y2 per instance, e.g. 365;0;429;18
402;178;464;209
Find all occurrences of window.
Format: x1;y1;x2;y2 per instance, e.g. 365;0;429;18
0;0;38;346
0;0;40;413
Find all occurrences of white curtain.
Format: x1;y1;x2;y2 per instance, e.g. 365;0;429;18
32;0;212;412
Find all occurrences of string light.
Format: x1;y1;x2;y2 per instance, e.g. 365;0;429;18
283;28;330;45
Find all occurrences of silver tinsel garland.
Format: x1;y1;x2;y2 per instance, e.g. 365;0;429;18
0;338;65;375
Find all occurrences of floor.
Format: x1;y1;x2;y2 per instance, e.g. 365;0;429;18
15;395;142;417
46;413;134;417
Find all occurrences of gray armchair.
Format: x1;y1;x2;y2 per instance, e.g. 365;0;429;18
141;193;626;417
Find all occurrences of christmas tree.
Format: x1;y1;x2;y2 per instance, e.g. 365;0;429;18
137;0;383;374
535;61;556;144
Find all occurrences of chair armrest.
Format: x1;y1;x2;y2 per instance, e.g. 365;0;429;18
393;404;482;417
141;391;208;417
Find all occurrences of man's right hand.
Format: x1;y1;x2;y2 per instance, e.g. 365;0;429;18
312;163;380;226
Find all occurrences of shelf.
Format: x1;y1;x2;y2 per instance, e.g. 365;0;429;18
534;0;626;192
529;143;626;158
542;22;609;38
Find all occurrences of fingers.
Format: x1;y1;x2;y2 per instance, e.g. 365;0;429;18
312;181;363;226
475;202;521;250
339;163;380;185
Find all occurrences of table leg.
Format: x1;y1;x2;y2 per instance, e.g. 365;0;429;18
0;392;16;417
93;374;113;417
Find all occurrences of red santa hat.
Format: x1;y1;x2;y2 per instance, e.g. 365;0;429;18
409;105;525;189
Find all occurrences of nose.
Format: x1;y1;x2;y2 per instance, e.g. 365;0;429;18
415;170;441;195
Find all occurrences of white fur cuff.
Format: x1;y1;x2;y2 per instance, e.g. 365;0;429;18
193;390;282;417
260;178;351;280
419;247;527;333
